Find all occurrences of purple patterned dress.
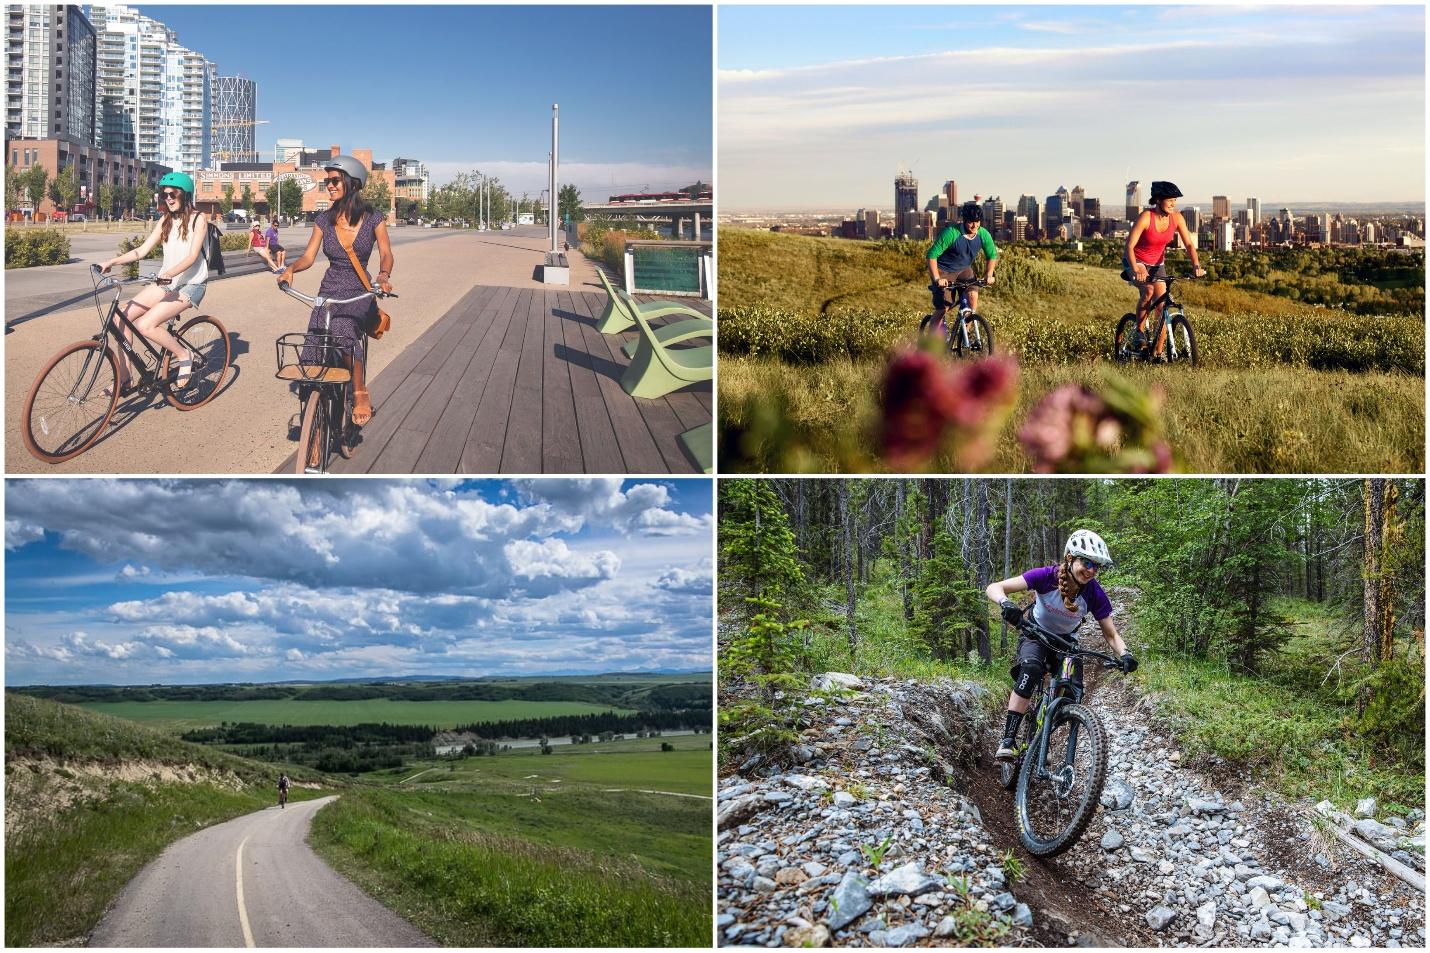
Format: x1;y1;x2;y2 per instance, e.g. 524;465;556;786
303;208;383;360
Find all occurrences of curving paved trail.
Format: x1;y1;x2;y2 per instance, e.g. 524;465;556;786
89;795;433;948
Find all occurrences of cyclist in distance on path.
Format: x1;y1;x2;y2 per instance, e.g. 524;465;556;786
926;201;999;335
277;154;394;427
278;772;290;807
985;530;1137;761
1124;181;1206;354
97;172;211;390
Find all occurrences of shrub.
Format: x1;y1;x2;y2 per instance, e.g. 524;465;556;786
220;232;249;252
116;233;159;278
4;228;70;268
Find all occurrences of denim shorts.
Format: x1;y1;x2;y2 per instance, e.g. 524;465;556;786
175;281;206;308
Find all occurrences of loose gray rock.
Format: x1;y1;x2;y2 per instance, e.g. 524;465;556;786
783;924;831;947
1146;905;1177;930
1355;797;1377;818
867;862;943;897
811;672;865;692
1246;875;1285;892
826;870;872;931
832;791;856;808
1102;777;1135;810
1013;902;1034;927
1101;830;1125;850
1197;899;1218;928
934;915;957;938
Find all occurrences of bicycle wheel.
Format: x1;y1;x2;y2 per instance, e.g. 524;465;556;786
1112;315;1138;364
1167;315;1198;366
22;341;120;463
1014;702;1108;857
952;313;993;358
162;315;230;409
296;389;328;474
336;384;356;459
1000;698;1041;791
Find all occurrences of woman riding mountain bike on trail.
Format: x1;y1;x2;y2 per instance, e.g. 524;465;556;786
1125;181;1206;357
985;529;1137;761
927;201;998;336
276;154;394;429
97;172;211;391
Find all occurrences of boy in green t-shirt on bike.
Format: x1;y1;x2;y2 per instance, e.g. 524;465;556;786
926;201;999;334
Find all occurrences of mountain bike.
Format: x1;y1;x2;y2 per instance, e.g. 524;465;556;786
274;281;397;474
279;785;288;808
919;277;993;358
1002;616;1126;857
21;264;230;463
1113;271;1200;366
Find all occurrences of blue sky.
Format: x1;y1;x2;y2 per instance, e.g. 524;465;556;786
5;479;713;686
140;5;712;196
719;5;1426;208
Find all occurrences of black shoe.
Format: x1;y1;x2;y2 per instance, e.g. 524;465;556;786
994;738;1018;761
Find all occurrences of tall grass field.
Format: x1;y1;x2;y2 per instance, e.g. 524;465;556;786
718;229;1425;472
309;734;712;946
4;694;325;947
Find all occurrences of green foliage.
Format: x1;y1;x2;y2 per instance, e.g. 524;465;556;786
363;174;391;217
911;531;984;660
719;596;807;764
1000;849;1026;884
558;183;584;223
22;165;48;210
4;227;70;268
859;834;893;868
719;480;805;598
219;181;234;216
239;182;253;214
1351;650;1426;762
220;231;250;253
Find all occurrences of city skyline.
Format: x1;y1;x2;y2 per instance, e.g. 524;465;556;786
117;5;713;196
719;5;1425;209
5;479;714;686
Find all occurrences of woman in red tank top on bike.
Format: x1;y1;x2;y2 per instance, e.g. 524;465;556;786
1124;181;1205;353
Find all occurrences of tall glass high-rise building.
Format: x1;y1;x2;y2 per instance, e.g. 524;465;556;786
91;4;209;170
211;73;256;163
894;170;918;237
4;5;96;144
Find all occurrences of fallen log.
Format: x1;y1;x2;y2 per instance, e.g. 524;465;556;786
1314;802;1425;893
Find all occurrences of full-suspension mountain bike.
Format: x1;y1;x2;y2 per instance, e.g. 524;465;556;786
919;277;993;358
999;615;1128;857
274;280;397;474
21;264;231;463
1113;271;1200;366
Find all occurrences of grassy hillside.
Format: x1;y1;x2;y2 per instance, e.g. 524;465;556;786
309;734;711;947
4;693;327;947
718;230;1425;472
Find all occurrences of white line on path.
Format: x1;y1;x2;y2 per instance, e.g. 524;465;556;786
399;767;442;784
602;788;712;800
235;833;256;948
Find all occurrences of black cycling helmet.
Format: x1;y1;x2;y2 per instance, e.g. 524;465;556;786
1149;181;1183;202
960;201;982;224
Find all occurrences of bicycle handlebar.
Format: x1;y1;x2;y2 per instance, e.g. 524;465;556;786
1017;616;1124;669
276;280;399;308
90;262;170;288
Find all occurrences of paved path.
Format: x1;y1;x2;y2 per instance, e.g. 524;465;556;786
89;796;432;948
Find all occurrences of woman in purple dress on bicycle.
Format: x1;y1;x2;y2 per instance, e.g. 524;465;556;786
277;154;394;426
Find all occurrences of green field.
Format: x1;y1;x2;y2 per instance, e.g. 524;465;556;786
718;229;1425;473
309;734;711;946
80;698;635;732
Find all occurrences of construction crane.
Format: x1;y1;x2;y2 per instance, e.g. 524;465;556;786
211;118;270;165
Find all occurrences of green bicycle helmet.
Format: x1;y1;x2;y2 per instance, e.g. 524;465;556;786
158;171;195;195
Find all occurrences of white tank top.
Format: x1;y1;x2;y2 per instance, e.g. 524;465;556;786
161;212;208;287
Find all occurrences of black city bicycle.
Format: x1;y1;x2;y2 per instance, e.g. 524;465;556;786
999;615;1127;857
274;281;397;474
1114;271;1200;366
919;277;993;358
22;264;230;463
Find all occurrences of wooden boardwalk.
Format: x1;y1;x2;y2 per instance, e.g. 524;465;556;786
307;286;711;474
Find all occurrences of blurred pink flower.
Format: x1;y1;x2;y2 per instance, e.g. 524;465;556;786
880;350;957;468
947;356;1019;428
1019;384;1105;471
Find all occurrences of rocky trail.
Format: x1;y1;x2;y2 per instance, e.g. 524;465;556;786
717;607;1425;948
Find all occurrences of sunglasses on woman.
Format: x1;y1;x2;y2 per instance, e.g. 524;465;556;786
323;176;345;188
161;188;183;199
1078;557;1102;573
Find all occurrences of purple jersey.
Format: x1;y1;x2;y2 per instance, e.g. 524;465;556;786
1022;565;1112;635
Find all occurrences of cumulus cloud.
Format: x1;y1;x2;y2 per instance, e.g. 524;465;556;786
513;479;711;536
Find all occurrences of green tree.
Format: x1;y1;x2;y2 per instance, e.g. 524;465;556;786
364;173;391;218
264;180;279;217
98;183;114;221
220;181;234;216
280;178;302;222
558;182;584;223
239;182;253;216
4;163;21;214
719;480;804;600
910;530;983;661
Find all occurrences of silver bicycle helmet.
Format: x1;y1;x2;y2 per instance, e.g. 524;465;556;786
1065;529;1113;567
322;154;368;189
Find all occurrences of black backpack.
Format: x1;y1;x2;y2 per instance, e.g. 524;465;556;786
203;217;226;275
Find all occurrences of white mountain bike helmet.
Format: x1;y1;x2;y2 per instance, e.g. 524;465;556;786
1065;529;1113;567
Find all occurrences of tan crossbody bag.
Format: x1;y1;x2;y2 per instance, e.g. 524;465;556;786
334;218;390;339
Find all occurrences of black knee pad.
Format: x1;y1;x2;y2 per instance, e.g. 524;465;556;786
1011;660;1044;699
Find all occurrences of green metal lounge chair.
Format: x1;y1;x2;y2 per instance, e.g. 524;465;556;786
678;422;712;474
621;315;713;359
620;307;713;399
595;268;709;334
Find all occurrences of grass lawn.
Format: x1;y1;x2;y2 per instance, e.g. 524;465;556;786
80;698;635;732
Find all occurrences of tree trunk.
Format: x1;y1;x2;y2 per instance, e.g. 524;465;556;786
1001;478;1013;654
898;480;913;621
1360;478;1385;715
840;482;857;656
974;480;992;663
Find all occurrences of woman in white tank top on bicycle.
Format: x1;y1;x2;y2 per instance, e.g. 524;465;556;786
98;172;211;389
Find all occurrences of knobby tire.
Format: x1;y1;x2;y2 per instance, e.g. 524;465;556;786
22;341;120;463
1168;315;1198;366
1014;702;1108;857
952;313;993;358
1112;315;1138;364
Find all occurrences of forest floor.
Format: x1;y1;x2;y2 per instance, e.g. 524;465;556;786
716;595;1426;948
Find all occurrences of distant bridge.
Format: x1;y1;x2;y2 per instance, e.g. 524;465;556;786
582;200;712;239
